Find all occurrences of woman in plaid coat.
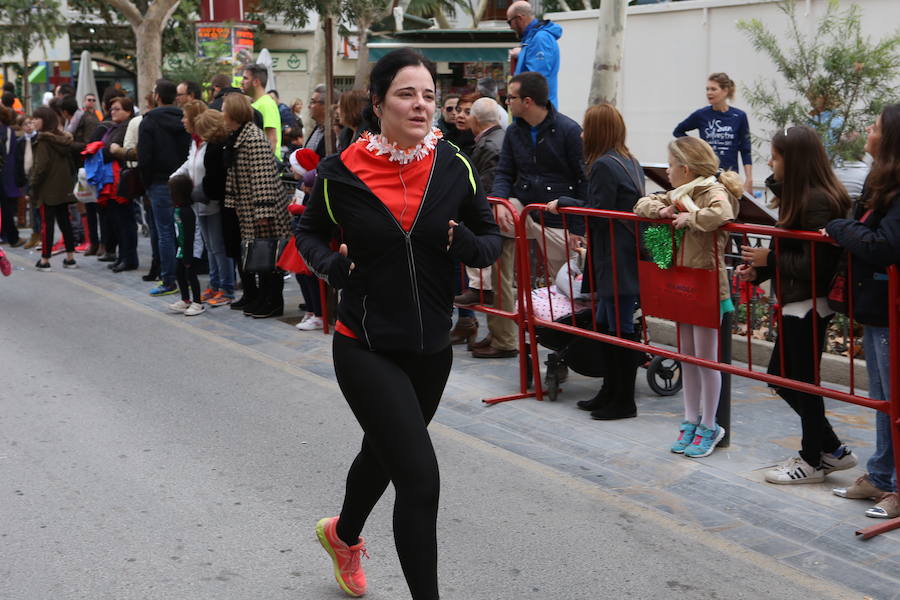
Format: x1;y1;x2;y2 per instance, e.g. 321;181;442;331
223;93;291;318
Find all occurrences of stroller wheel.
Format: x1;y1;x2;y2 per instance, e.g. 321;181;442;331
646;356;682;396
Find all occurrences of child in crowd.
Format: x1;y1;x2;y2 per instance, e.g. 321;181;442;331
634;136;741;457
738;126;856;484
168;174;205;316
287;148;324;331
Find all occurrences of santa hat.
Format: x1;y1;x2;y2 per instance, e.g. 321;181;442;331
289;148;320;177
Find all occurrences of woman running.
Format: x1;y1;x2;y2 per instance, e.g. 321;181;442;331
296;48;501;599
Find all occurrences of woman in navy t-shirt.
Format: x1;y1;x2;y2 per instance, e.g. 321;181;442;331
674;72;754;195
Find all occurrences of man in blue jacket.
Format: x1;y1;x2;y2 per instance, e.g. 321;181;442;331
507;0;562;108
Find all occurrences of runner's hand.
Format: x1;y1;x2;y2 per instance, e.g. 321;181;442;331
339;243;355;271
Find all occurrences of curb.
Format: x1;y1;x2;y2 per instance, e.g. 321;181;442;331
646;317;869;391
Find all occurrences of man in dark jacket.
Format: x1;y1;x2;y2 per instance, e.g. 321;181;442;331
492;71;585;280
138;79;191;295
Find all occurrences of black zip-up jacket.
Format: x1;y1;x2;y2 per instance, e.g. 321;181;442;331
296;139;502;353
137;105;191;186
491;102;586;230
753;182;846;305
826;189;900;326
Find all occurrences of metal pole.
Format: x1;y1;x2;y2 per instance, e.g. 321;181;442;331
716;265;735;447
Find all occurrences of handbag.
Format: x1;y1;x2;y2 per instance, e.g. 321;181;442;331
241;237;289;273
117;167;145;200
827;251;850;314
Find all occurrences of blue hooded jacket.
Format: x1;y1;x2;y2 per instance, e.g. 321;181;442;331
514;19;562;108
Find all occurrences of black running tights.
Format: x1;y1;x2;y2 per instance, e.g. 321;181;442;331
332;333;452;600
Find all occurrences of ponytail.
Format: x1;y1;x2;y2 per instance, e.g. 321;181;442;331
717;170;744;200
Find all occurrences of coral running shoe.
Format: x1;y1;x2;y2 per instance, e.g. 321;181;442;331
316;516;368;597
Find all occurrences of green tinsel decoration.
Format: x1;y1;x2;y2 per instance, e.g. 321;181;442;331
642;225;684;269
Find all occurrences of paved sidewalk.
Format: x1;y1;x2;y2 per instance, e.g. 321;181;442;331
7;234;899;600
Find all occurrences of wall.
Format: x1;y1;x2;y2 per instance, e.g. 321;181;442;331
548;0;899;181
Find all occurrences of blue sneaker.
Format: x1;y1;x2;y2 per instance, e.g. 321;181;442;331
683;424;725;458
670;420;699;454
149;283;178;297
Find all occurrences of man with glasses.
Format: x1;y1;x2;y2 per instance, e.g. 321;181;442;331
82;93;104;121
506;0;562;108
175;80;203;107
492;71;585;281
304;84;340;158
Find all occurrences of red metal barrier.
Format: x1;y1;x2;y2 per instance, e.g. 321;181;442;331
516;204;899;537
454;197;542;404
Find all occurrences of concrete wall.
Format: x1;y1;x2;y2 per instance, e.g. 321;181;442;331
548;0;900;182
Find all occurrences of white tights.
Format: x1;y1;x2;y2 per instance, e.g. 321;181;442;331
679;323;721;428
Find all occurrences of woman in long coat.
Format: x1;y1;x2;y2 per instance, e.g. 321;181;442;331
222;93;291;318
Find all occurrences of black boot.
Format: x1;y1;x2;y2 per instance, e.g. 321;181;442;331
591;338;639;420
577;330;614;411
250;272;284;318
577;379;613;411
233;270;259;311
141;259;160;282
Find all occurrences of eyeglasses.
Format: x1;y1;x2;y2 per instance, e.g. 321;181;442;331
506;15;519;25
309;99;324;105
505;95;520;103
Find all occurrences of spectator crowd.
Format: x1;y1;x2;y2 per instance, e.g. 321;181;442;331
0;19;896;523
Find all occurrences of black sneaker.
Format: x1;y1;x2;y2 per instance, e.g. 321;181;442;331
63;258;78;269
35;259;52;272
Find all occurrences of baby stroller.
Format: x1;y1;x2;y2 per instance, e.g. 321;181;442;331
529;262;682;402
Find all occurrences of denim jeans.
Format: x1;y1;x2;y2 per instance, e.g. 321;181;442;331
597;295;639;335
147;183;176;286
197;211;235;294
863;326;896;492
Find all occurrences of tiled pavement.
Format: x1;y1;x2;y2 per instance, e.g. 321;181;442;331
7;234;900;600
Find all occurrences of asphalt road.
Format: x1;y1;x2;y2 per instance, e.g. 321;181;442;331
0;260;859;600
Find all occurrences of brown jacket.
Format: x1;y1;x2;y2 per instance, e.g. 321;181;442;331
224;122;291;239
633;182;738;301
29;131;76;207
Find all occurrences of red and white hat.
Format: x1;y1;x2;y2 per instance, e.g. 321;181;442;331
289;148;320;177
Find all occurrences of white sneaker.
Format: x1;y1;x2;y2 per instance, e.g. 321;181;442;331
296;315;323;331
820;447;858;474
764;456;825;484
168;299;191;313
184;302;206;316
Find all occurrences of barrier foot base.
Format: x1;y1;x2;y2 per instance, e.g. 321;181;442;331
855;517;900;539
483;392;537;405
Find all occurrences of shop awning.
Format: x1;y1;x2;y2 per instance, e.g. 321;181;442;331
367;31;517;63
368;43;514;62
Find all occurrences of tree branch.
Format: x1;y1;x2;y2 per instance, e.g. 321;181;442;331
103;0;144;27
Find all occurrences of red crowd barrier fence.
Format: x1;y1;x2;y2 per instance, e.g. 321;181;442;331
514;204;899;538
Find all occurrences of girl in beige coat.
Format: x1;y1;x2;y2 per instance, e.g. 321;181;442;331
634;136;741;458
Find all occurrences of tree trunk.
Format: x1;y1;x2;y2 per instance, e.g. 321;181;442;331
134;21;163;105
22;45;30;114
352;17;372;90
104;0;181;103
434;8;451;30
588;0;626;106
324;16;335;155
473;0;490;26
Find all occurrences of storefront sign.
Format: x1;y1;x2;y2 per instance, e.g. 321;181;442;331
269;51;308;72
